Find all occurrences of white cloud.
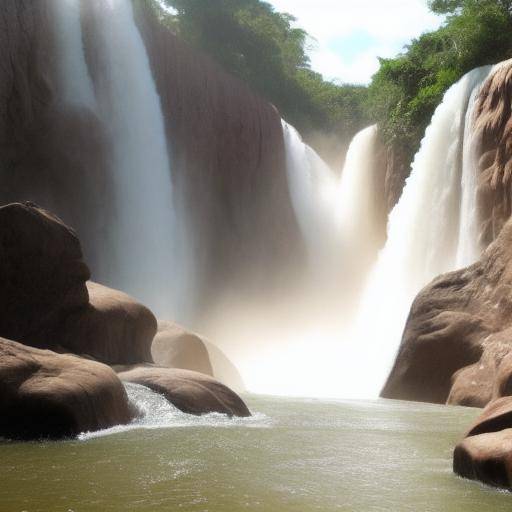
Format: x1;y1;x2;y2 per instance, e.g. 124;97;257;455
268;0;445;84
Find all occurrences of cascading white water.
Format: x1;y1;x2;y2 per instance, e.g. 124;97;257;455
336;124;384;282
78;383;267;440
90;0;179;317
281;121;342;267
345;65;493;397
52;0;96;109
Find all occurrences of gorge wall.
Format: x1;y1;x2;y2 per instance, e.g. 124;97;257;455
0;0;304;323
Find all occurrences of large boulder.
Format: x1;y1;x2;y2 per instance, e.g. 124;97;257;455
453;397;512;489
152;321;213;376
0;202;90;344
55;281;157;365
0;202;156;365
382;217;512;405
0;337;133;440
453;429;512;489
117;366;251;417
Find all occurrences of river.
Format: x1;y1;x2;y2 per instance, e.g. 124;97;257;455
1;394;510;511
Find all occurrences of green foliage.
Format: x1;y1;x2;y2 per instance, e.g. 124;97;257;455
367;0;512;162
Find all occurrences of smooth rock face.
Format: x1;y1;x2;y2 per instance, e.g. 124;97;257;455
453;429;512;489
453;397;512;489
0;337;133;440
474;59;512;246
0;202;90;344
55;282;157;365
118;366;251;417
382;218;512;405
152;321;213;376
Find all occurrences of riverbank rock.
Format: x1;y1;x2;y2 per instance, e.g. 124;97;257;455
453;397;512;489
117;366;251;417
0;337;133;440
152;321;213;376
453;429;512;489
381;217;512;405
55;282;157;365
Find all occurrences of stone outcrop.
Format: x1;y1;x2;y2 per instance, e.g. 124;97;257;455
382;217;512;406
118;366;251;417
152;321;214;376
474;59;512;247
0;337;133;440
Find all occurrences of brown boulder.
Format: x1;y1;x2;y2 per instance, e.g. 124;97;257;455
454;429;512;489
117;366;251;417
382;217;512;405
55;281;157;365
0;202;90;344
465;397;512;438
152;321;213;376
0;337;133;440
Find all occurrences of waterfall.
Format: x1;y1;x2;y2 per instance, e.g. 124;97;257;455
52;0;96;109
347;66;493;397
282;121;341;266
89;0;179;317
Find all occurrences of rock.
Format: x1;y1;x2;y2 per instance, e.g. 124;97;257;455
465;397;512;437
117;366;251;417
0;337;133;440
152;321;213;376
473;59;512;246
453;429;512;489
382;217;512;405
0;202;90;345
0;202;157;365
55;281;157;365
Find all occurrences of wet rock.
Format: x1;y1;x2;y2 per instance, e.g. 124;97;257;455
117;366;251;417
0;337;133;440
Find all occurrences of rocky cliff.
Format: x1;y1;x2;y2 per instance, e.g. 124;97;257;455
135;4;304;308
474;59;512;247
0;1;304;320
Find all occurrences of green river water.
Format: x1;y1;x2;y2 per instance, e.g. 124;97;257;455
1;394;511;512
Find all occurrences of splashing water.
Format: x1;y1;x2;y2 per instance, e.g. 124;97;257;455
79;383;270;440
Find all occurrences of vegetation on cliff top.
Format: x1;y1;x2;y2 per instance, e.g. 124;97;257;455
369;0;512;163
154;0;512;166
154;0;369;164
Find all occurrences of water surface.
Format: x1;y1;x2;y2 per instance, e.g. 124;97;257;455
1;395;510;511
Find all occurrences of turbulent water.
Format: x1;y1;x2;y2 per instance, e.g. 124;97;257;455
2;395;511;512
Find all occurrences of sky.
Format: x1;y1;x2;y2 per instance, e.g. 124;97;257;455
267;0;445;84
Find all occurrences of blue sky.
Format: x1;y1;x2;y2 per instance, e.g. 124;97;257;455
267;0;445;84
